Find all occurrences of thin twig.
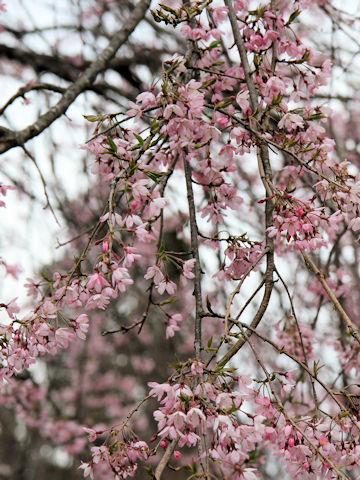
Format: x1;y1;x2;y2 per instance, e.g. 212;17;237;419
302;251;360;346
275;265;319;414
224;248;268;334
21;146;60;225
0;82;65;116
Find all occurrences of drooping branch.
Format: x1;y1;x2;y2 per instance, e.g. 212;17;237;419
184;155;204;361
219;0;275;366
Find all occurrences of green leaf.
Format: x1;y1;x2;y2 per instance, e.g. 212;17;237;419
249;6;266;18
83;114;105;122
144;466;154;477
107;135;117;153
208;40;221;49
286;9;301;26
200;78;216;89
207;336;213;348
271;92;283;106
134;133;144;146
144;170;166;183
159;296;176;305
159;4;178;15
306;112;325;121
215;98;232;109
215;358;228;371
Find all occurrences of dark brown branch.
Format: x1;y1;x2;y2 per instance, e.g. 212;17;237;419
0;82;65;116
0;0;151;154
184;155;204;361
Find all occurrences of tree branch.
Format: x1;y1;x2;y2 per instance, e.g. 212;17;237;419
219;0;275;366
184;154;204;361
0;0;151;154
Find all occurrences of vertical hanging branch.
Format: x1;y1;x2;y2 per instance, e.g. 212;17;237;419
184;154;204;361
219;0;275;365
181;28;204;361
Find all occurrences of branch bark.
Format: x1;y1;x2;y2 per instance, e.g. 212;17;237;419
0;0;151;154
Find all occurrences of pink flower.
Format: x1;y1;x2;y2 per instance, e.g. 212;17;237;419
136;91;157;108
85;287;117;310
123;246;141;267
111;267;133;292
144;265;164;285
91;445;109;464
87;271;110;293
41;300;57;318
164;103;184;119
83;427;97;442
191;360;204;375
55;328;75;349
36;323;51;337
178;431;200;447
186;408;205;428
148;381;171;400
1;261;22;279
0;183;15;196
79;462;94;479
278;112;304;130
75;314;89;340
157;278;176;295
236;90;250;115
263;76;286;104
5;298;20;318
131;179;149;200
165;315;181;338
147;197;167;218
183;259;196;279
211;6;228;25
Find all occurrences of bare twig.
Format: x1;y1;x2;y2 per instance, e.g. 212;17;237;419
0;82;65;116
224;248;268;334
21;146;60;225
302;251;360;346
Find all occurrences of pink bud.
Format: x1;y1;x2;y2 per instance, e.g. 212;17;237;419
160;440;168;449
173;450;182;460
102;237;109;252
288;437;294;447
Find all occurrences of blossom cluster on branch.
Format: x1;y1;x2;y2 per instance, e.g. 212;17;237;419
2;0;360;479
